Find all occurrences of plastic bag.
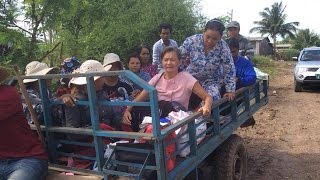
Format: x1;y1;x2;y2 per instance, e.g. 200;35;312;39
254;67;269;81
168;110;207;157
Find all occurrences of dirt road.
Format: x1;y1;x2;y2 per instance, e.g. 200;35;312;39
237;61;320;180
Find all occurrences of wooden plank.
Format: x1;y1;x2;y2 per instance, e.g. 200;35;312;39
48;164;103;177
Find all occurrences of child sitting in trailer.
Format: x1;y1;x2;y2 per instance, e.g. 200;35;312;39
125;52;151;98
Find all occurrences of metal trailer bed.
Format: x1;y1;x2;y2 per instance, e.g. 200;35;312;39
22;70;268;180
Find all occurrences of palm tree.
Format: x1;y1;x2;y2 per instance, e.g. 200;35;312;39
250;2;299;59
291;29;320;50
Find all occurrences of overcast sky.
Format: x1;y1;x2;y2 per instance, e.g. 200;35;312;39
200;0;319;38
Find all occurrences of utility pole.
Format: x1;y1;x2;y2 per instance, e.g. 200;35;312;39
227;9;233;21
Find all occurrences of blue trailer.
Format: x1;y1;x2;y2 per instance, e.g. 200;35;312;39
21;70;268;180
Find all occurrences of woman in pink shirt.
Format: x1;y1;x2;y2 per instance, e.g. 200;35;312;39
122;47;212;125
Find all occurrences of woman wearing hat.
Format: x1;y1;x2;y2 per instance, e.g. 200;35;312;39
179;19;236;102
0;66;48;179
62;60;111;130
102;53;134;101
22;61;59;124
62;60;132;132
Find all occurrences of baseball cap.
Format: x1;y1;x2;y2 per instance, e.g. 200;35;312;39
227;21;240;29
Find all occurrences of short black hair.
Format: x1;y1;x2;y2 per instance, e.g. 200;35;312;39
135;44;151;55
160;47;181;61
159;23;172;33
204;18;225;36
127;51;141;64
227;37;240;49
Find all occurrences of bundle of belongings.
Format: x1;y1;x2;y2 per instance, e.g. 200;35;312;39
104;100;207;177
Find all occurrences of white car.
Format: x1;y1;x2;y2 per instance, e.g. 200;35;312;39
294;47;320;92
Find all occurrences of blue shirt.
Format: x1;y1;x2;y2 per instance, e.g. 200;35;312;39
179;34;236;100
152;39;178;68
234;56;257;89
123;70;151;92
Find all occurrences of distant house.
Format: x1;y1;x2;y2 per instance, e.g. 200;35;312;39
276;44;292;50
248;37;293;56
248;37;273;56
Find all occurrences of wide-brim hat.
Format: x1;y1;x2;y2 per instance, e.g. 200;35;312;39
103;53;122;69
23;61;59;83
0;66;9;82
69;60;112;86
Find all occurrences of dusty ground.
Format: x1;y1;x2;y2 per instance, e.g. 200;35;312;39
237;61;320;180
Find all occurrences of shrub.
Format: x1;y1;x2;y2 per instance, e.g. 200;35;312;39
252;55;276;76
278;48;300;61
252;55;272;67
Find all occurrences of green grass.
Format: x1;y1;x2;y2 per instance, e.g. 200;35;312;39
252;55;277;77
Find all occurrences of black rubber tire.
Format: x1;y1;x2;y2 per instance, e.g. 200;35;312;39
294;79;302;92
210;134;247;180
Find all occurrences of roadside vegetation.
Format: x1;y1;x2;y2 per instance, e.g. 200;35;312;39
1;0;319;70
253;55;277;77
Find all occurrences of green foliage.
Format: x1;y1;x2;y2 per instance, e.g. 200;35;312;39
252;55;272;67
0;26;30;67
54;0;203;63
291;29;320;50
250;2;299;58
252;55;276;76
278;48;300;61
1;0;204;68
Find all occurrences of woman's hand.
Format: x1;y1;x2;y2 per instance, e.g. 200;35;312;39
60;94;76;107
198;105;211;118
122;109;132;125
223;92;235;101
131;89;141;99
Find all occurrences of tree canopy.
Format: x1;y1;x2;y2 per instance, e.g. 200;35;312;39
290;29;320;50
0;0;205;68
250;2;299;59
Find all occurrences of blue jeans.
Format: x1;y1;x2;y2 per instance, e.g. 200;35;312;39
0;157;48;180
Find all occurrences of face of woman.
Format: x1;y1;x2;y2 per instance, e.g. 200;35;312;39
203;29;221;50
139;48;150;65
162;51;181;73
128;57;141;73
94;77;105;91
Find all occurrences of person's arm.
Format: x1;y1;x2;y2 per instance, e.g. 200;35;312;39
179;38;191;69
59;86;78;107
122;89;149;125
0;86;22;121
152;42;160;67
239;60;257;87
222;42;236;101
192;82;213;117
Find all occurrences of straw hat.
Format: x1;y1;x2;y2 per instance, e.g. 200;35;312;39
23;61;59;83
0;66;9;82
69;60;112;86
103;53;122;70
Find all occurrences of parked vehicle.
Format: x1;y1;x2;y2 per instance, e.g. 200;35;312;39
21;70;268;180
293;47;320;92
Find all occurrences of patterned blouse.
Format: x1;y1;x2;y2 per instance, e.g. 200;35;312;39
179;34;236;100
141;64;158;78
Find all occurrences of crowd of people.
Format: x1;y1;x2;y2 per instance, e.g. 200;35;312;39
0;19;256;179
